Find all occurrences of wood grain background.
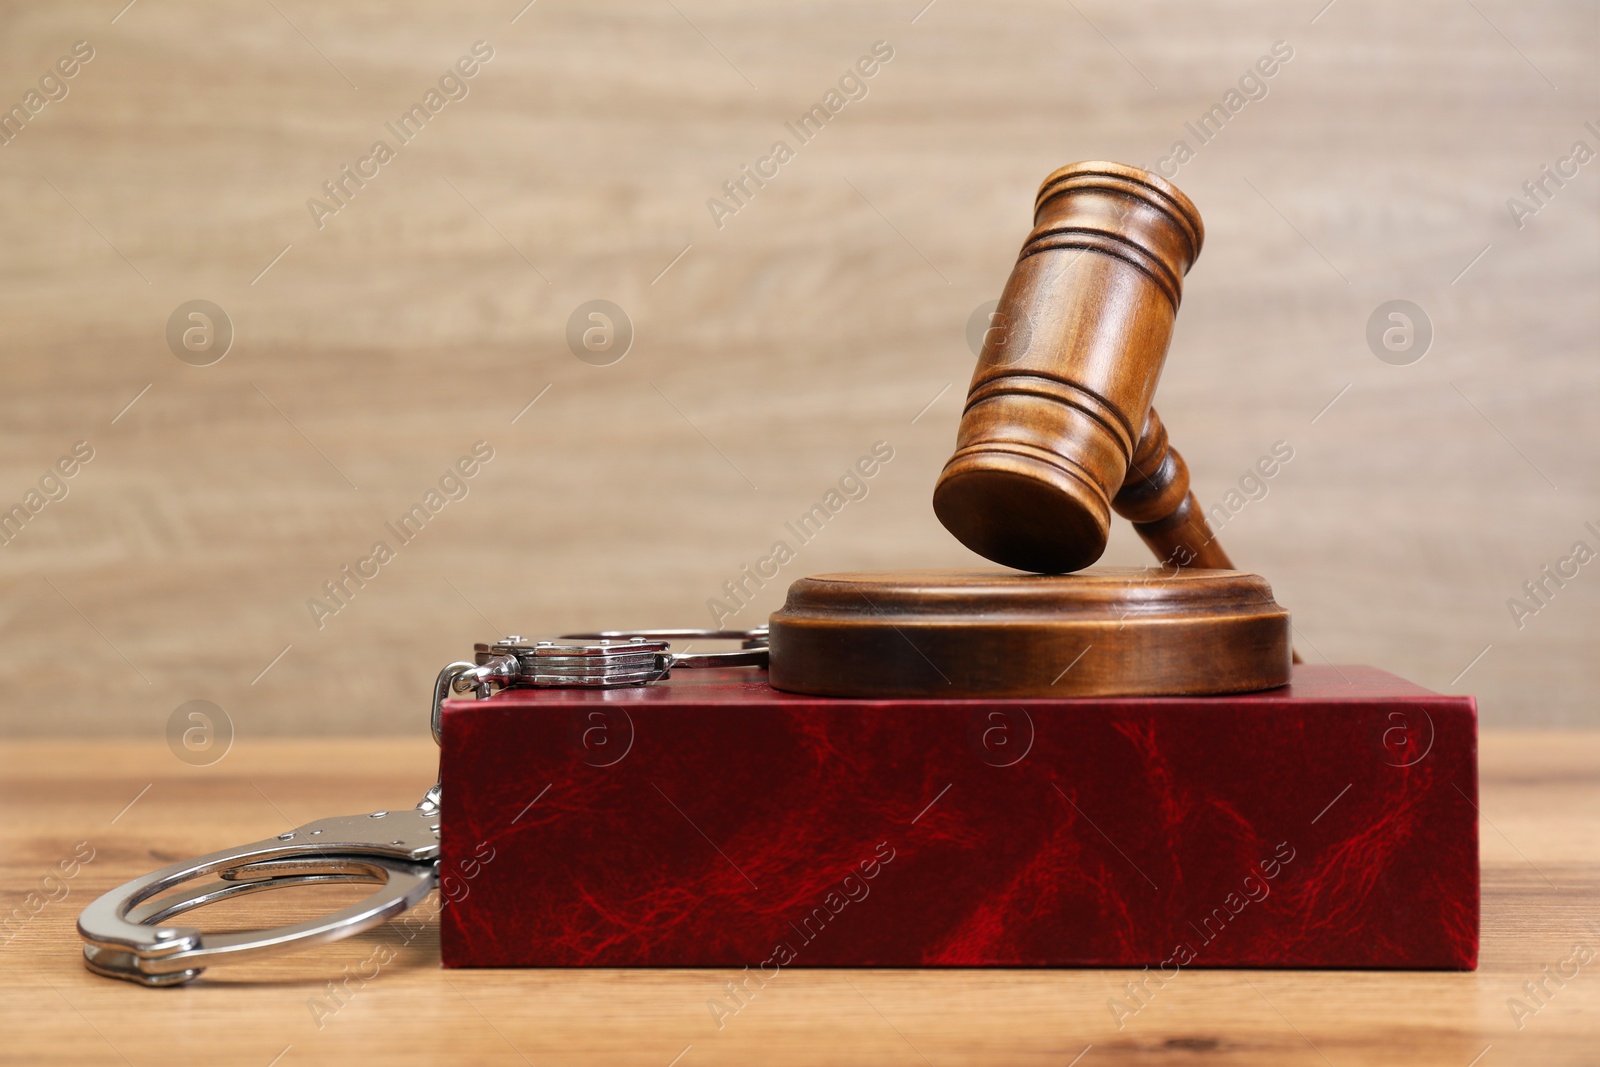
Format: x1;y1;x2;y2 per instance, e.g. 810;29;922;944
0;0;1595;735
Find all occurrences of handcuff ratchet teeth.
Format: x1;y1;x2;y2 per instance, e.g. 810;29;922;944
77;628;768;986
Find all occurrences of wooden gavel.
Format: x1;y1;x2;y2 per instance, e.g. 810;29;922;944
934;162;1233;575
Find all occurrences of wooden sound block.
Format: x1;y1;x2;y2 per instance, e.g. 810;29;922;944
767;567;1291;698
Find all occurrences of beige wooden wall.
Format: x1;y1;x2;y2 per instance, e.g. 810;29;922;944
0;0;1593;736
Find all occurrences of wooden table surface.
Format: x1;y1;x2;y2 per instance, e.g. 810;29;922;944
2;734;1596;1066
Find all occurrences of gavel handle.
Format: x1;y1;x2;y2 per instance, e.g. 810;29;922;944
1113;410;1301;663
1111;408;1233;571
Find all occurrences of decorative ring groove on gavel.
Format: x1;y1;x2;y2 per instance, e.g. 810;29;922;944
933;161;1230;575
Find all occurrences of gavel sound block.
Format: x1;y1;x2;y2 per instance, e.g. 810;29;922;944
768;567;1287;698
770;162;1292;699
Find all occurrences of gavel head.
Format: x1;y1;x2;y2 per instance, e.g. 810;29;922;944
933;162;1204;574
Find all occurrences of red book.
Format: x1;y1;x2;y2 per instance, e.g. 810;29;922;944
439;665;1477;970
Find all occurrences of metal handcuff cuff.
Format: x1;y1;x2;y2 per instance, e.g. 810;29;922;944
76;629;769;986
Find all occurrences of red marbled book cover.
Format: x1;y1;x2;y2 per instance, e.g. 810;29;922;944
440;665;1477;970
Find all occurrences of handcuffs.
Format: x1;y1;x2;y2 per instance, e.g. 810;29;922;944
77;628;769;986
